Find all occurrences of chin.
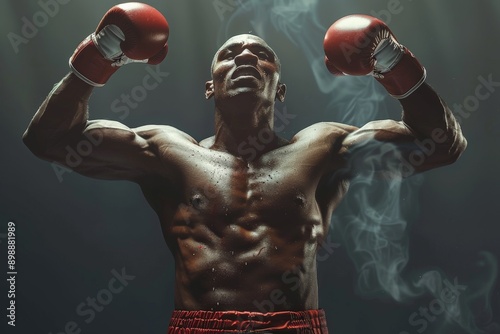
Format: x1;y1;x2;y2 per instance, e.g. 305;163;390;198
227;87;260;99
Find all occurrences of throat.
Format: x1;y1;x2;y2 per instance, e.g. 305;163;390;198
212;129;288;163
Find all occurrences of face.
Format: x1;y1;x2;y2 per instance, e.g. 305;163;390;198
206;34;286;105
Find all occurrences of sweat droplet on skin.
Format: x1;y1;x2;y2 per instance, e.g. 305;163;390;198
255;247;266;256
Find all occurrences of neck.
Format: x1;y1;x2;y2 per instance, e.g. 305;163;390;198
212;102;284;162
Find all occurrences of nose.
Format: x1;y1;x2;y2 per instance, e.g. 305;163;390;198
234;48;258;66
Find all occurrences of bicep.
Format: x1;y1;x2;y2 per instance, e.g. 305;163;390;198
53;120;162;181
341;119;436;178
343;120;415;146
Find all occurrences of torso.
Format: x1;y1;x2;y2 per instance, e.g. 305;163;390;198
138;122;352;311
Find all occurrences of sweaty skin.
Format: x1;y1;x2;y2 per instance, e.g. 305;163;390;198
23;34;466;311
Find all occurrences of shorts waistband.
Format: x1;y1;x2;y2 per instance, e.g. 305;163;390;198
168;309;328;333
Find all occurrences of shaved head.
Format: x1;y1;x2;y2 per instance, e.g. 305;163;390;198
211;34;281;77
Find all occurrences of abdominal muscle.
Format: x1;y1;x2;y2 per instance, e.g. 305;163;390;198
169;215;321;311
150;128;343;311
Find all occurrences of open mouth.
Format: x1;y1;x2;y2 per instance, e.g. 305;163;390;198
231;66;262;80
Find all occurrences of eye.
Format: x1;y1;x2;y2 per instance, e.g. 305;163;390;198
258;52;270;60
220;51;234;61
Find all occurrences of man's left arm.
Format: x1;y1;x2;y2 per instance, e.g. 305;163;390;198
400;82;466;169
324;15;467;176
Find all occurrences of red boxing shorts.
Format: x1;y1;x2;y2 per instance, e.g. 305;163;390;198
167;309;329;333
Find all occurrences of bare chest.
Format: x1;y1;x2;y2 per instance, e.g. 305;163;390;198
152;136;342;243
176;142;330;213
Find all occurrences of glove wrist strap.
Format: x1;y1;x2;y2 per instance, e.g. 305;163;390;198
373;33;404;73
375;47;427;99
93;25;125;60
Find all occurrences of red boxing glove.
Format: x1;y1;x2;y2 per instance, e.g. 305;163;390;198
70;2;169;87
323;14;426;99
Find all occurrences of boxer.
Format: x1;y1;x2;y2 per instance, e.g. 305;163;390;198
23;4;466;333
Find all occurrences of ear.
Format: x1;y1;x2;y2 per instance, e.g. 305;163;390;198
205;80;214;100
275;82;286;102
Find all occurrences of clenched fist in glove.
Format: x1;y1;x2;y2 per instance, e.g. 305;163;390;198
323;14;426;99
70;2;169;87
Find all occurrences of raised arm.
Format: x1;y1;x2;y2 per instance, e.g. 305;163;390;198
23;3;170;181
323;15;466;177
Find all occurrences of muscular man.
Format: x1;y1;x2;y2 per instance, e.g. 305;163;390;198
23;3;466;333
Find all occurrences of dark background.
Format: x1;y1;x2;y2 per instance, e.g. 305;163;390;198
1;0;499;333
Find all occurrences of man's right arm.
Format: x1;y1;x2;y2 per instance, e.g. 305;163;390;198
23;73;92;160
23;73;166;181
23;3;170;181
